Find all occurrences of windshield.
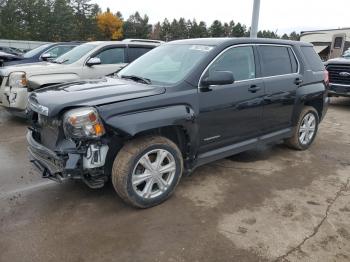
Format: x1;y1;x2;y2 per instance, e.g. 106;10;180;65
23;44;51;58
118;44;213;85
54;43;98;64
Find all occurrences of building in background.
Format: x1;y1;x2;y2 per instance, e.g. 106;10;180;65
300;28;350;61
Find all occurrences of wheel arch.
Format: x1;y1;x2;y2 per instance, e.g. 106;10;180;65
103;105;198;170
293;82;327;126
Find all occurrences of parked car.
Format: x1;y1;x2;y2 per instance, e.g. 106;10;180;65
0;46;23;56
325;50;350;97
26;38;329;208
0;40;161;116
0;51;22;67
1;42;81;67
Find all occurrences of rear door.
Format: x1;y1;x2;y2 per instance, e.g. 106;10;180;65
82;46;127;78
198;45;265;153
330;33;346;59
257;45;301;132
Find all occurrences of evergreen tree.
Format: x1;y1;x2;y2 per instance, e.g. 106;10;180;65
123;12;151;39
160;18;171;41
209;20;225;37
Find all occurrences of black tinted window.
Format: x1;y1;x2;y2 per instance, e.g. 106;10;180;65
208;46;256;81
300;46;324;72
260;46;295;77
95;48;125;64
334;37;343;49
127;47;153;62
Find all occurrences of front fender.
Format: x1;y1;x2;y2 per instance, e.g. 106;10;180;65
103;104;197;137
28;73;80;89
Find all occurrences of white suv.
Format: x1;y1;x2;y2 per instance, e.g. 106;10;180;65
0;40;161;116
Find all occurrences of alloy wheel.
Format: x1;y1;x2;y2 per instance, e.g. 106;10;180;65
299;112;316;145
132;149;176;199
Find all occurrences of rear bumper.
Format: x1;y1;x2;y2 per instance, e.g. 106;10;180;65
328;83;350;97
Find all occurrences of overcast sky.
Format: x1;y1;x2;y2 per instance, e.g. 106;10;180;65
93;0;350;34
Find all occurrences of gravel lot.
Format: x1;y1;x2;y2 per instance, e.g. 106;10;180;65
0;98;349;262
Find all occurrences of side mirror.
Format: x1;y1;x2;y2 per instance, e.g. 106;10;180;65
41;53;52;61
201;71;234;87
86;57;101;67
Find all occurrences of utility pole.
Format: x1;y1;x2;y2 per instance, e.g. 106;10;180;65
250;0;261;38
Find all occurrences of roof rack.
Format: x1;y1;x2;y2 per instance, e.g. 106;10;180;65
122;39;164;44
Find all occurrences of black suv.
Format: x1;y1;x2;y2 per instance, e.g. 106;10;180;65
27;38;329;208
325;51;350;97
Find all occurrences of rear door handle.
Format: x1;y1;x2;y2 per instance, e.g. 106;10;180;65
248;85;261;93
294;78;303;85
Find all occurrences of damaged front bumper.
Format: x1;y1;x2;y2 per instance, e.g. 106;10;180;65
0;83;29;112
27;130;109;188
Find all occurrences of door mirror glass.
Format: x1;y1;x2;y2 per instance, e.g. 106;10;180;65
201;71;234;86
86;57;101;67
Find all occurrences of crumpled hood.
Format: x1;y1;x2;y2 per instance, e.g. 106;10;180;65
29;77;166;117
0;61;63;76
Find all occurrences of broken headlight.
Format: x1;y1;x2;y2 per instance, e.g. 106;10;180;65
63;107;105;139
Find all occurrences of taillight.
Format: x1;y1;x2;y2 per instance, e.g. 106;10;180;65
324;70;329;86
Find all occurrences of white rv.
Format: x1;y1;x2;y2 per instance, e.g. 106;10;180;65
300;28;350;61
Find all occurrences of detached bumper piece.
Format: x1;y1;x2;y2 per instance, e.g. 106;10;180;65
27;131;66;182
27;130;107;189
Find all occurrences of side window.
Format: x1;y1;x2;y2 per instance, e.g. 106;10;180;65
333;37;343;49
300;46;324;72
127;47;153;62
208;46;256;81
287;48;298;73
94;48;125;64
259;46;295;77
56;45;75;57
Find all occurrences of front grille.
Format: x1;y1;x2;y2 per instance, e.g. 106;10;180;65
30;112;61;151
327;64;350;85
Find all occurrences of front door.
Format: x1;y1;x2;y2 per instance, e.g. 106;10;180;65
198;45;265;153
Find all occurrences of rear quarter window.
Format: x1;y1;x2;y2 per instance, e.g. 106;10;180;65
300;46;324;72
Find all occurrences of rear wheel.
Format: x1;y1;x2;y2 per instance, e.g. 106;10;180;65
112;136;183;208
285;106;319;150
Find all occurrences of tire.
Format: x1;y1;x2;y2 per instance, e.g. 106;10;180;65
285;106;319;150
112;135;183;208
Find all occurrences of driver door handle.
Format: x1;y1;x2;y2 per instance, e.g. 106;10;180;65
248;85;261;93
294;78;303;85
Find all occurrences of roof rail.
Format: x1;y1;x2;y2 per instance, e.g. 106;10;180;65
122;39;164;44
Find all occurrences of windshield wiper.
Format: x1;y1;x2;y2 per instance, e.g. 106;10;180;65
121;75;152;85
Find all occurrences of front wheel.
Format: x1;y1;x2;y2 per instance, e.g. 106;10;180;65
285;106;319;150
112;136;183;208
